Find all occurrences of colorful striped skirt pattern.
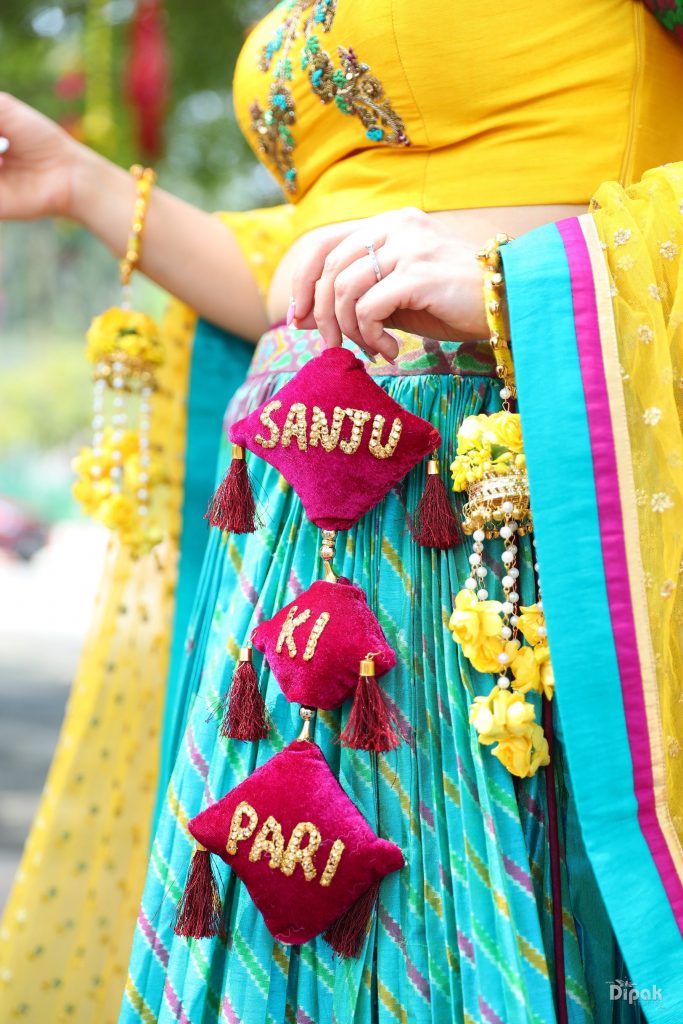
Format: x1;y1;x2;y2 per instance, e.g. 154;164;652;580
120;328;639;1024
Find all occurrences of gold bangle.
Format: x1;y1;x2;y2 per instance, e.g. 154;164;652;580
475;233;516;408
119;164;156;287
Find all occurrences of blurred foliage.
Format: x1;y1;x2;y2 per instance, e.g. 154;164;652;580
0;338;91;453
0;0;279;202
0;0;281;507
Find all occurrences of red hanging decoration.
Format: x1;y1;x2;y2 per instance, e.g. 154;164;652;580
217;647;270;741
410;456;462;550
323;880;380;958
125;0;169;159
340;658;401;753
174;844;223;939
206;445;260;534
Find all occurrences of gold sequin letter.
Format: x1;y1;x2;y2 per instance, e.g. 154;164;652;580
276;605;312;658
303;612;331;662
340;408;372;455
310;405;346;452
319;838;346;887
226;800;258;856
280;821;322;881
281;402;308;450
369;414;403;459
255;400;282;449
249;815;285;869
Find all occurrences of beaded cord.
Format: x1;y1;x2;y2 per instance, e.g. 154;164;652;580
475;234;516;410
120;165;156;289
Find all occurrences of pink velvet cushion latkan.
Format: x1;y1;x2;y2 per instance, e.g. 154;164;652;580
229;347;441;530
251;578;395;709
188;740;404;945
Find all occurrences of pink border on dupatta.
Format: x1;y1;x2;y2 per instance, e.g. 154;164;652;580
556;217;683;929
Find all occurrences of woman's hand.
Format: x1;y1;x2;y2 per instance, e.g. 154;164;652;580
0;93;83;221
290;207;488;361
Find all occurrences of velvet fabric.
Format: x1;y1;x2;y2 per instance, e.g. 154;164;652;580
229;347;440;530
251;578;396;709
188;740;404;945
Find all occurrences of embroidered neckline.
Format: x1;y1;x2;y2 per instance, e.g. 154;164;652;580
249;0;410;195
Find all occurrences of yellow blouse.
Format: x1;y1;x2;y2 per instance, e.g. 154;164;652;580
234;0;683;241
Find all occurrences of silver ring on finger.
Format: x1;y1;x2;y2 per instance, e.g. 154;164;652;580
0;137;10;156
364;241;382;282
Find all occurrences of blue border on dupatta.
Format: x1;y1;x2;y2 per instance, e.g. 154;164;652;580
501;223;683;1023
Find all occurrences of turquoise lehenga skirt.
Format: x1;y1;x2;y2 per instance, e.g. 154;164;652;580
121;327;641;1024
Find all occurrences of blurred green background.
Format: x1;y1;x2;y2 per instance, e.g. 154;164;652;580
0;0;278;520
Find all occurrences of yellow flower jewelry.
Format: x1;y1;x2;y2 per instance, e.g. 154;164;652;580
476;233;516;407
73;165;164;555
447;235;555;778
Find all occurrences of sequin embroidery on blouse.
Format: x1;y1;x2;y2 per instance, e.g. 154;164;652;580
249;0;409;194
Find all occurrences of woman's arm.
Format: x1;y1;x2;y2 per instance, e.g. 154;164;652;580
0;93;268;341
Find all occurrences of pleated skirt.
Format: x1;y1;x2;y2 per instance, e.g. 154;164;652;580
121;328;640;1024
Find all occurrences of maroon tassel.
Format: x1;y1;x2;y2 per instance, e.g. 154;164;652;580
340;658;400;752
323;880;380;958
410;456;462;550
174;844;223;938
205;444;259;534
220;647;269;741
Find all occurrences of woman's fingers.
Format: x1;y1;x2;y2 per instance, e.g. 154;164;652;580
354;273;424;360
291;216;395;324
333;249;397;343
290;220;367;324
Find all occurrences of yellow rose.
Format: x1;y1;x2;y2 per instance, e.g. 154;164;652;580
534;645;555;699
517;604;546;647
449;590;503;647
486;411;524;454
469;695;496;740
456;414;491;454
86;308;162;366
510;645;541;694
465;635;506;674
124;452;160;491
491;734;534;777
450;590;506;673
72;478;97;513
450;457;471;492
528;723;551;774
97;493;136;531
490;689;536;736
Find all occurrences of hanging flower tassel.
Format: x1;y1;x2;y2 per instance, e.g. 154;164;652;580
218;647;270;741
206;444;259;534
410;455;462;550
341;657;400;752
323;880;380;958
174;843;223;938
